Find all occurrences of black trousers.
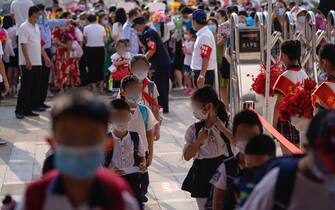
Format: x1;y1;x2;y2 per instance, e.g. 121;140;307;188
86;47;105;84
16;66;41;113
123;173;143;210
193;70;215;88
38;48;52;107
152;65;170;113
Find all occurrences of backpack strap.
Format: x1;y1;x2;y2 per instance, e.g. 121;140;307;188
138;105;149;130
25;170;59;210
194;121;206;138
272;157;300;210
104;133;114;167
129;131;140;166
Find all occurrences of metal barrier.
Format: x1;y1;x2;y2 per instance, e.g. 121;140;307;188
229;12;242;118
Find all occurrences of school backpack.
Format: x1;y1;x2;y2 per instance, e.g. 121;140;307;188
237;155;304;210
104;131;141;168
24;168;133;210
138;104;149;130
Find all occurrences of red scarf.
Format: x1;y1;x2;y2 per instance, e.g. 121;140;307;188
142;78;161;109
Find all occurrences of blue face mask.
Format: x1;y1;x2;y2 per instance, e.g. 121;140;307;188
208;25;217;33
297;16;306;24
278;8;286;17
54;145;104;180
127;94;141;104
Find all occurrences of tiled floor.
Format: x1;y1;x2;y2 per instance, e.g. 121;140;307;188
0;97;197;209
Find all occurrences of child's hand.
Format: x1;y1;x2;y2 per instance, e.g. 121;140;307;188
139;161;146;172
113;168;125;176
146;152;153;167
214;117;226;133
197;128;208;145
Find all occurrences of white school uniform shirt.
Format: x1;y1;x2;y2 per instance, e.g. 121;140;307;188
18;21;42;66
242;167;335;210
183;40;194;66
128;105;158;152
7;26;18;49
3;30;15;63
83;23;106;47
184;125;230;159
140;79;160;107
210;162;228;190
190;26;217;71
108;132;145;175
109;52;131;73
10;0;34;29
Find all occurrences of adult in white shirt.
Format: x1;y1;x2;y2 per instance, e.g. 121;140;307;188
191;9;217;88
10;0;34;29
112;8;127;41
15;6;44;119
83;14;106;93
242;110;335;210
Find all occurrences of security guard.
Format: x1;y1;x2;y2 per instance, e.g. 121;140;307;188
133;16;171;113
191;9;217;88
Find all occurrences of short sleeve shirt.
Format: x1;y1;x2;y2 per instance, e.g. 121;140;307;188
210;162;227;190
141;79;159;107
128;105;158;152
191;26;217;71
18;21;42;66
108;132;145;175
183;124;230;159
83;23;106;47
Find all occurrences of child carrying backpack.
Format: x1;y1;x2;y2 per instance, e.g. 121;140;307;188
120;75;158;203
105;99;146;209
181;86;232;210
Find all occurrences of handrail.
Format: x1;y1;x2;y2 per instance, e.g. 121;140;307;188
250;108;304;155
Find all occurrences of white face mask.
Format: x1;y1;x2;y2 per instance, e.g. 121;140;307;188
236;140;248;154
112;122;129;132
192;107;208;120
134;71;148;81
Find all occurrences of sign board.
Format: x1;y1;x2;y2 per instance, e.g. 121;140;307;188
148;2;166;12
117;2;137;13
239;28;261;53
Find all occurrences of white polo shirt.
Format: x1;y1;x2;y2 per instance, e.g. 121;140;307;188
108;132;146;175
18;20;42;66
83;23;106;47
10;0;34;28
191;26;217;71
128;105;158;152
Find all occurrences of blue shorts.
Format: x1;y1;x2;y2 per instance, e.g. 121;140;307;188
183;65;192;76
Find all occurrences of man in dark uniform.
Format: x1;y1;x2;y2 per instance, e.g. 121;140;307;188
133;16;171;113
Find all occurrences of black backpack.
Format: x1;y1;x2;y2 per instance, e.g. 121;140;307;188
104;131;141;167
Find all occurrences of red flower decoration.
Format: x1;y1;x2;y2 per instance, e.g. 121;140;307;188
251;64;284;97
279;79;316;121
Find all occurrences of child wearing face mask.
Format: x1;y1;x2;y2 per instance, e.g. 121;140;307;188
128;55;161;141
17;91;140;210
181;86;233;210
210;110;263;210
120;75;158;203
109;39;132;93
182;29;196;94
105;99;146;209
